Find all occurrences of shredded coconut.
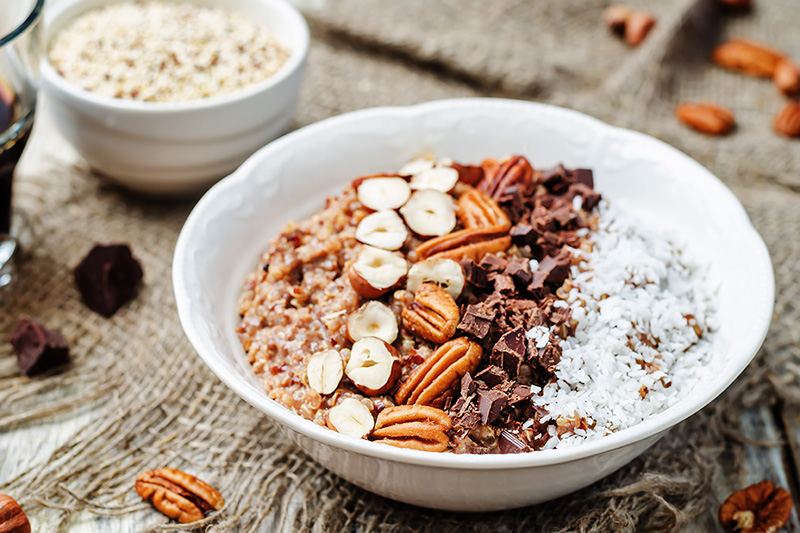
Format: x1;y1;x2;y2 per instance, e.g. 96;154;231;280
530;201;717;448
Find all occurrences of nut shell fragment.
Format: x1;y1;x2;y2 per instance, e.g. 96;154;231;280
372;405;453;452
395;337;482;408
135;468;224;524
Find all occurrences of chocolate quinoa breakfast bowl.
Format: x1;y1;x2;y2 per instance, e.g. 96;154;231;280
236;154;718;455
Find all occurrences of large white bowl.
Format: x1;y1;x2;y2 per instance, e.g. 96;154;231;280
41;0;309;194
173;98;774;511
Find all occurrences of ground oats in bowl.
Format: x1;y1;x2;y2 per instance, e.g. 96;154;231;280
48;1;290;102
236;155;718;454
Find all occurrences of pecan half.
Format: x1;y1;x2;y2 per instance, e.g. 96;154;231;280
135;468;224;524
402;282;460;343
415;225;511;264
457;188;511;229
451;163;484;185
774;59;800;96
774;101;800;138
712;39;785;78
371;405;453;452
675;102;735;135
0;494;30;533
395;337;482;408
479;156;534;199
625;11;656;47
718;480;793;533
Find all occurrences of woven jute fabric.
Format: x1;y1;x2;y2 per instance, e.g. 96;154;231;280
1;0;799;530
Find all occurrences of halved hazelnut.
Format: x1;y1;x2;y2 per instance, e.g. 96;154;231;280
345;337;401;396
406;258;465;299
357;177;411;211
306;349;344;395
327;397;375;438
409;167;459;193
354;210;408;251
348;246;409;298
347;301;399;344
399;190;456;237
398;157;434;176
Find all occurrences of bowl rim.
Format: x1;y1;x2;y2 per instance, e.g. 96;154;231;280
173;97;775;470
40;0;309;112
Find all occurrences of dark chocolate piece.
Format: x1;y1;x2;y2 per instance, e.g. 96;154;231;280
498;185;526;223
550;306;572;326
74;243;144;317
461;260;491;290
9;318;70;376
478;389;508;425
475;365;508;387
479;254;508;273
499;430;529;454
538;249;572;285
504;257;532;286
567;183;601;211
457;304;496;339
262;263;270;272
537;342;562;374
461;373;476;397
509;384;533;405
491;327;527;376
509;224;539;249
491;273;516;295
572;168;594;189
550;204;577;229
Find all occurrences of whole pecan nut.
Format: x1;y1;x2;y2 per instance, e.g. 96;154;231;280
457;188;511;230
371;404;453;452
478;155;534;199
135;468;225;524
395;337;482;408
415;225;511;264
712;39;785;78
402;282;460;344
774;101;800;137
675;102;735;135
0;494;30;533
718;480;793;533
774;59;800;96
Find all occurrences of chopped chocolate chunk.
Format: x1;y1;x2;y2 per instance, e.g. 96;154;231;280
475;365;508;387
499;430;529;454
74;243;144;317
498;186;526;223
550;306;572;326
504;257;532;286
538;249;573;285
479;254;508;273
537;342;562;374
492;327;527;376
550;204;577;229
509;384;533;405
461;373;476;397
478;389;508;425
571;168;594;189
541;164;570;194
451;163;484;186
461;260;491;290
9;318;70;376
491;273;516;295
458;304;496;339
568;182;601;211
509;224;539;248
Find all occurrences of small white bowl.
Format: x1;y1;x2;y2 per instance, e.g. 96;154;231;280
173;98;774;511
41;0;309;195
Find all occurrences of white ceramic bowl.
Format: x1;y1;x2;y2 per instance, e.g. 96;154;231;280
41;0;309;194
173;98;774;511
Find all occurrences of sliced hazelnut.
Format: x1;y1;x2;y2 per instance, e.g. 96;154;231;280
357;177;411;211
398;157;434;176
327;397;375;438
345;337;401;396
410;166;459;193
306;349;344;395
347;301;399;344
406;258;465;299
399;190;456;237
354;210;408;251
348;246;409;298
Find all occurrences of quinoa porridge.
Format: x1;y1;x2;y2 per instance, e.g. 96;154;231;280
236;155;717;454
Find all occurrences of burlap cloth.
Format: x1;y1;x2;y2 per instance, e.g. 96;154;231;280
1;0;799;530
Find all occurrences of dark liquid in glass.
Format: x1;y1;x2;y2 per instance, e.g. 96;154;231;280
0;80;31;236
